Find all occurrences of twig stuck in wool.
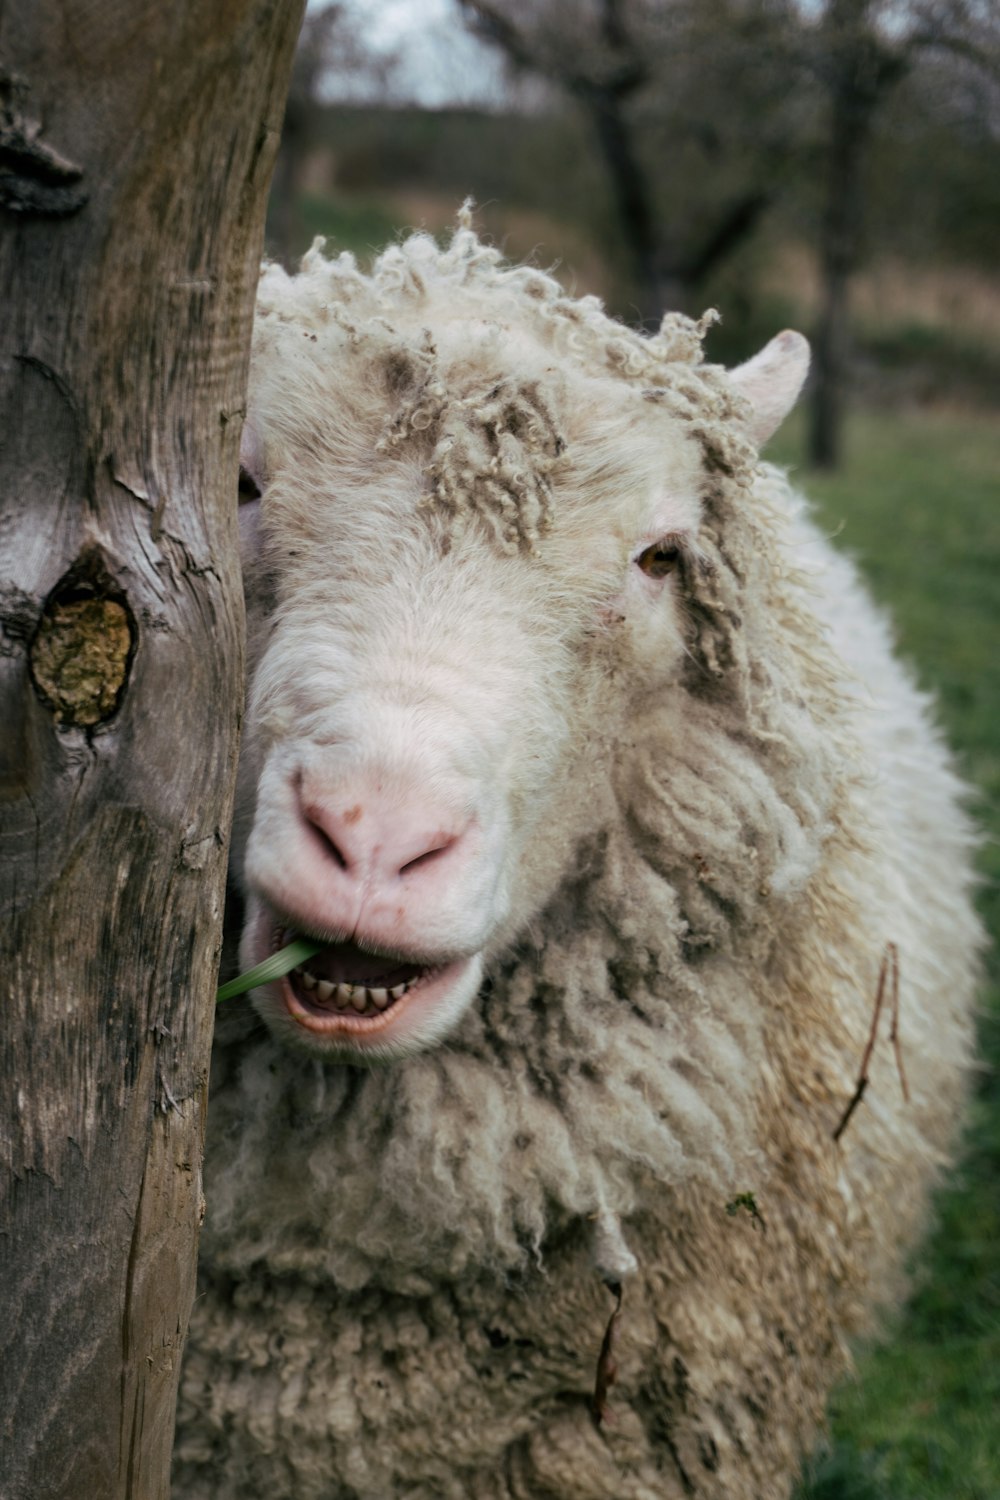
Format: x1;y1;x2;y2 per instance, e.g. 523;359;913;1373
887;943;909;1104
833;942;908;1143
591;1279;624;1428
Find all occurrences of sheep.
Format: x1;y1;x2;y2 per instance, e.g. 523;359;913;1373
173;213;981;1500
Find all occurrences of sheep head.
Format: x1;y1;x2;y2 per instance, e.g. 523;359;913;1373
234;228;816;1064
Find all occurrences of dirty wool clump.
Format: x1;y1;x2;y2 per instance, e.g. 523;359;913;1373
174;216;981;1500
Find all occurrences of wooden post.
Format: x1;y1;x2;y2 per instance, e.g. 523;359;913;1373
0;3;305;1496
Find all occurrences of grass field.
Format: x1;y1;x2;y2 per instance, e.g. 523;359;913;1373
768;407;1000;1500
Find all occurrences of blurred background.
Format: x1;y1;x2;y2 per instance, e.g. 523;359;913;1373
266;4;999;1495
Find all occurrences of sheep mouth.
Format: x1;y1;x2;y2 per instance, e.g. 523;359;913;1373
263;925;479;1046
279;931;433;1021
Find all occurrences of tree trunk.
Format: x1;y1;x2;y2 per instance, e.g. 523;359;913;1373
809;0;906;469
583;85;670;322
0;5;304;1498
810;79;865;470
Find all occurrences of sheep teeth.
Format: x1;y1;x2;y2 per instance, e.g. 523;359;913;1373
295;970;414;1012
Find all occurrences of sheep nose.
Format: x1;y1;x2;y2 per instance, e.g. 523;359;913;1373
298;784;466;887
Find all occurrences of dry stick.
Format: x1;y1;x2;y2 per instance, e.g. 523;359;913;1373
887;942;910;1104
833;942;907;1143
833;950;889;1144
591;1280;623;1428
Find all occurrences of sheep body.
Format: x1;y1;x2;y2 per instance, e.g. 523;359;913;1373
173;221;980;1498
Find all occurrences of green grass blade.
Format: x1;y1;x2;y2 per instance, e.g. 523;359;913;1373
216;937;327;1003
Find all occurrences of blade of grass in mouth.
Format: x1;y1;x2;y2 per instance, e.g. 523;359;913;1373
216;937;327;1003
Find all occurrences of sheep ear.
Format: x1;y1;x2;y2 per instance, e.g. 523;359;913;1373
238;416;266;506
238;417;266;564
729;330;810;446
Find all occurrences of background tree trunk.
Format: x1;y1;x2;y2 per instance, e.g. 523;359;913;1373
810;53;870;469
808;0;908;468
0;4;304;1497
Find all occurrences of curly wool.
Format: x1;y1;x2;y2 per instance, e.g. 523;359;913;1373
175;221;981;1500
252;204;752;559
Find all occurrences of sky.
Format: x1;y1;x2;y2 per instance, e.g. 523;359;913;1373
311;0;510;108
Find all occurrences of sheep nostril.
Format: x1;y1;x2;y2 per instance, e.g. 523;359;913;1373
399;838;455;877
305;815;349;871
295;772;468;884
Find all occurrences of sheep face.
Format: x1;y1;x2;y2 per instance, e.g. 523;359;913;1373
234;367;708;1063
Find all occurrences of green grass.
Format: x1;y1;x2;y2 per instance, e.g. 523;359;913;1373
264;191;414;270
860;323;1000;409
769;407;1000;1500
296;192;408;260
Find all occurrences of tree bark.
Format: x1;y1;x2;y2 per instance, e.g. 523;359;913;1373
0;4;304;1498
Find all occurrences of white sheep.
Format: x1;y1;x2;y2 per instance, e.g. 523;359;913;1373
173;216;980;1499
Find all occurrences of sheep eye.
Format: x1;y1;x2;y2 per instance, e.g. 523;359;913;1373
636;540;681;579
239;466;262;503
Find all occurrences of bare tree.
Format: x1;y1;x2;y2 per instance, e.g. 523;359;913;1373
0;4;304;1497
458;0;803;321
459;0;996;464
806;0;999;466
